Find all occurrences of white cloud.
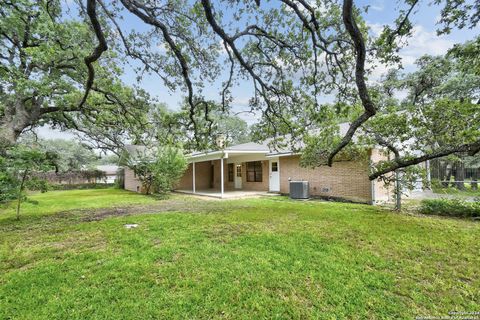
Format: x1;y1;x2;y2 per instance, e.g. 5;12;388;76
156;43;169;54
36;126;76;140
232;97;251;107
366;23;455;80
399;25;454;67
367;22;384;36
369;0;384;12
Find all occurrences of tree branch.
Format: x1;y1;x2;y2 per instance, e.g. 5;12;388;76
327;0;377;166
370;139;480;180
77;0;108;109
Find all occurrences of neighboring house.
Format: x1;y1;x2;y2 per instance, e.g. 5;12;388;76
123;140;394;204
95;165;119;184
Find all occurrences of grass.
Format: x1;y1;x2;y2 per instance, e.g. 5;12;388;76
432;183;480;198
0;188;158;222
1;189;479;319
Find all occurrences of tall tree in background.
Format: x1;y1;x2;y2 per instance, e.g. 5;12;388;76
0;0;150;152
18;137;99;172
146;101;251;151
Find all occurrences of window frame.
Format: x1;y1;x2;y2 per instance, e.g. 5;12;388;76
271;161;278;172
228;163;234;182
246;161;263;182
236;164;242;177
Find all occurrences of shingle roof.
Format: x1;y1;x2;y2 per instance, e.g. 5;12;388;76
225;141;270;152
96;165;119;175
124;145;157;158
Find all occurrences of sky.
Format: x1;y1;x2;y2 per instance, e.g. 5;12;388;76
37;0;479;141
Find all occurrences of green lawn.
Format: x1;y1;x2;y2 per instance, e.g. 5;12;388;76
433;184;480;198
1;189;479;319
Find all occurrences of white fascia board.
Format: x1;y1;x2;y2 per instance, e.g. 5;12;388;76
227;150;269;154
266;152;300;158
187;151;228;163
187;149;269;163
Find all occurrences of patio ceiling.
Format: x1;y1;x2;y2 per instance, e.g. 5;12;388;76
187;150;269;163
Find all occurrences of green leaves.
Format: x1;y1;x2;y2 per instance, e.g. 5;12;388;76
127;146;187;195
0;144;57;213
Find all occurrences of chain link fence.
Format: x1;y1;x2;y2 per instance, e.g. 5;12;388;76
429;156;479;191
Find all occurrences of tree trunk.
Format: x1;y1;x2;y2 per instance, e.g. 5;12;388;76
438;162;446;184
0;99;41;150
442;162;452;187
0;123;19;151
16;168;29;221
395;170;402;211
471;169;478;190
431;159;442;180
454;161;465;190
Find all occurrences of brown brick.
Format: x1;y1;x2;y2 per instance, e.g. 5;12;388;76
176;161;212;190
124;168;142;192
369;148;393;203
279;155;372;203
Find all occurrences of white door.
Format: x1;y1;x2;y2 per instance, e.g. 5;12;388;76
269;159;280;192
234;164;242;189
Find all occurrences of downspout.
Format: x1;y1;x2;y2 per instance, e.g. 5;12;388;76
192;161;196;193
369;152;376;205
370;179;376;205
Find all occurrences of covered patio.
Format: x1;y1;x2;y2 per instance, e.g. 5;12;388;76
175;142;281;199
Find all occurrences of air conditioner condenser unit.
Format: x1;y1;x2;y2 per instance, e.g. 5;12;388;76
289;181;309;199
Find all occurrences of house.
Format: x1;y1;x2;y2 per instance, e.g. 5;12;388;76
123;140;393;204
95;165;119;184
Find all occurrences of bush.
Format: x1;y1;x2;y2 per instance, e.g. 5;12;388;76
0;169;18;203
128;146;187;195
48;183;116;190
419;198;480;218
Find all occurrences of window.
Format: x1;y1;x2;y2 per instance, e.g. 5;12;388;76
271;161;278;172
228;163;234;182
236;164;242;177
246;161;263;182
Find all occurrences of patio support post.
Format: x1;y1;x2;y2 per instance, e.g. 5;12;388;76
220;157;224;198
192;161;196;193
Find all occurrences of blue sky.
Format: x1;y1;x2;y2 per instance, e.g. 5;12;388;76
120;0;478;115
39;0;479;140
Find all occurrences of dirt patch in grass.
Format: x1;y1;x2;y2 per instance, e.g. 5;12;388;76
204;223;253;243
67;198;255;222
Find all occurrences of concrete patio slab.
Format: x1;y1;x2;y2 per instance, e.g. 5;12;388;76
174;189;281;199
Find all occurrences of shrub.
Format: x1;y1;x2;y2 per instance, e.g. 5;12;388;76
419;198;480;218
48;183;115;190
128;146;187;195
0;169;18;203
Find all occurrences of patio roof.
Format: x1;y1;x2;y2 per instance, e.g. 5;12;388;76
188;141;271;162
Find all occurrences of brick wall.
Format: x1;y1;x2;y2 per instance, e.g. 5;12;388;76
124;167;142;192
174;159;270;192
176;161;212;190
212;160;269;191
370;148;393;203
279;155;372;203
127;151;391;203
211;159;224;190
225;163;236;190
241;160;269;191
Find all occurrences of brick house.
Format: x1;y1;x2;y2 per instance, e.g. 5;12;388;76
124;141;393;204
